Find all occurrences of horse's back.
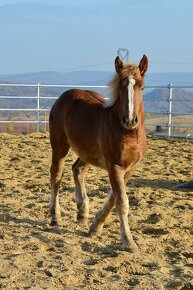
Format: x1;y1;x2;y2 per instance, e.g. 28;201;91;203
55;89;104;107
50;89;104;119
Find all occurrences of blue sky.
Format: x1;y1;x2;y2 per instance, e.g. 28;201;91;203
0;0;193;74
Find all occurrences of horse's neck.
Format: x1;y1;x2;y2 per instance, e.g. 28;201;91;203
139;103;145;126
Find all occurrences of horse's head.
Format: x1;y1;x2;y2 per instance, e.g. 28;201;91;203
115;55;148;130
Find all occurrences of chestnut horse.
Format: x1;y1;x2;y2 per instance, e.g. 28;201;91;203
49;55;148;252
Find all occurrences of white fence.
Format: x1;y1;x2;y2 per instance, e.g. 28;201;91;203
144;84;193;138
0;83;193;138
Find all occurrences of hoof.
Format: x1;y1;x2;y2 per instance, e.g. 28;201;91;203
77;215;89;228
50;219;62;226
77;213;88;222
122;241;140;256
88;223;103;237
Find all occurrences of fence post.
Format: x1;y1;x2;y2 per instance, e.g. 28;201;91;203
167;83;173;137
36;83;40;132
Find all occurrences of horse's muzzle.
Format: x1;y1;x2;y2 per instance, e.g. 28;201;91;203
123;115;138;129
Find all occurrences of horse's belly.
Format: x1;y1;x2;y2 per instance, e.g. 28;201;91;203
70;142;106;169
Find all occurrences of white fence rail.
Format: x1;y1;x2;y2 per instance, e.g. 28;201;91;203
0;83;193;138
144;84;193;138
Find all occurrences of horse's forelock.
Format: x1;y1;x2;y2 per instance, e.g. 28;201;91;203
103;63;138;108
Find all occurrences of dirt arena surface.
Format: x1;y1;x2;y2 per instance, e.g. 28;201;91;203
0;133;193;290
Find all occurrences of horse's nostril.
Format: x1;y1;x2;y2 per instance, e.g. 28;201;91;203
123;116;128;124
130;116;138;127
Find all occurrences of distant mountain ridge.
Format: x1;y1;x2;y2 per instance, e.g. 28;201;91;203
0;82;193;116
0;70;193;86
0;70;193;115
0;71;112;86
144;88;193;114
145;72;193;86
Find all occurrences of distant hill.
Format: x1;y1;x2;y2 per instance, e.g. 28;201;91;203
0;71;112;86
0;70;193;86
0;70;193;116
146;72;193;86
144;88;193;114
0;89;192;116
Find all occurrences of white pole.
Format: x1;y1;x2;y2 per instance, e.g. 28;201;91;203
168;84;173;137
44;110;47;132
36;83;40;132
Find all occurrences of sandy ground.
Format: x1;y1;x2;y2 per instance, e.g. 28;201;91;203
0;133;193;290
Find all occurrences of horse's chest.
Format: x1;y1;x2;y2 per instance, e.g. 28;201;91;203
122;143;145;168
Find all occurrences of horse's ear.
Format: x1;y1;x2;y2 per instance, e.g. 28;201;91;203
115;56;124;73
139;55;148;76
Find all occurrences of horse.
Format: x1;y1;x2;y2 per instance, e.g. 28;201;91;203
49;55;148;253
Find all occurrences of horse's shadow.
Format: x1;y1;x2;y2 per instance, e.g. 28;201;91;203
0;207;72;237
128;178;193;192
81;240;120;257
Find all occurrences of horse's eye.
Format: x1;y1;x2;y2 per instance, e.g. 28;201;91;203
142;86;144;91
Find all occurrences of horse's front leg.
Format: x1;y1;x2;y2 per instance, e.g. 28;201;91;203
109;165;138;253
88;190;115;235
72;158;89;225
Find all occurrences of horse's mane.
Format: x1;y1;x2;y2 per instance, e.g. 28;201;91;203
103;63;138;108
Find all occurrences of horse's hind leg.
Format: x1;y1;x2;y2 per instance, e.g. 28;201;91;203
50;144;69;225
72;158;89;225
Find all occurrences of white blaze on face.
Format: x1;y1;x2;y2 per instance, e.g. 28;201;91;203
128;76;135;121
